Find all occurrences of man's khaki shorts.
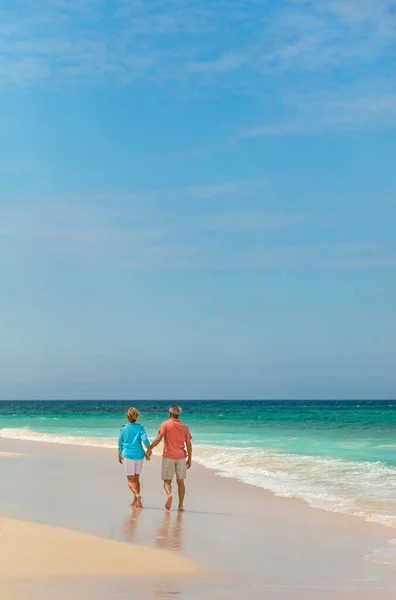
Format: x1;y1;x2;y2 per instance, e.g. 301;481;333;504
161;457;187;481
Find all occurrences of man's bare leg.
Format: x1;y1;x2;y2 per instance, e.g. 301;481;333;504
177;479;185;511
164;480;173;510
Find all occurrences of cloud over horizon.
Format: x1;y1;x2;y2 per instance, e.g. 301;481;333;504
1;179;394;271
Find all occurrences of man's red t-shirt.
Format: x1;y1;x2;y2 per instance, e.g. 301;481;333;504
158;418;192;459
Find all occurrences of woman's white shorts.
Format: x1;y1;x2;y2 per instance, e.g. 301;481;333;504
124;459;144;476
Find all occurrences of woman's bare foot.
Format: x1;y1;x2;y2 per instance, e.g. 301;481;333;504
178;504;184;512
131;497;138;507
136;496;143;509
165;495;173;510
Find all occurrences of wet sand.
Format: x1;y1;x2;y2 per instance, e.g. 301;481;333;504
1;438;396;599
0;516;197;578
0;451;24;457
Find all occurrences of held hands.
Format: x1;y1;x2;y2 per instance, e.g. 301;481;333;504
145;448;152;461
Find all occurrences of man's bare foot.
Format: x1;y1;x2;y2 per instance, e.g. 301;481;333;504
178;504;184;512
136;496;143;509
165;495;173;510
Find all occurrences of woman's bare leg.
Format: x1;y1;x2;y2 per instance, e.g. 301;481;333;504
135;475;143;507
127;475;141;507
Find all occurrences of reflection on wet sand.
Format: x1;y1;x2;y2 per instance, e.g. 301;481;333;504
122;507;143;543
155;511;183;552
153;512;184;598
122;509;186;598
152;587;182;599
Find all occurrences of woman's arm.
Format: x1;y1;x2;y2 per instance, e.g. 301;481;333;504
140;426;151;459
146;423;166;459
118;428;124;463
145;433;164;460
148;434;163;451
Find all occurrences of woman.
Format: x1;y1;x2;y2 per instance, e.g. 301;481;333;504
118;407;151;508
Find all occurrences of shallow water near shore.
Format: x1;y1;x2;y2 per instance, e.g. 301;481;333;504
1;400;396;527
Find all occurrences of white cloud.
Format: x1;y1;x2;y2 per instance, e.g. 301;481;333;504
1;0;395;139
205;210;325;232
1;0;395;88
238;122;305;138
0;178;268;239
239;87;396;137
189;51;250;74
183;179;268;200
328;94;396;125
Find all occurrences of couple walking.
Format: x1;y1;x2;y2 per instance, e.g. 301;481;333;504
118;404;192;511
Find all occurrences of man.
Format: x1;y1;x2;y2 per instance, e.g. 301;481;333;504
147;404;192;512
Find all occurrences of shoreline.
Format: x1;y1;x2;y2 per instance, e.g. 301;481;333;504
1;429;396;530
1;438;396;599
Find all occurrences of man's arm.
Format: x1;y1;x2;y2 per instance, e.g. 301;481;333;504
145;435;163;461
147;423;166;459
186;439;192;469
148;434;163;452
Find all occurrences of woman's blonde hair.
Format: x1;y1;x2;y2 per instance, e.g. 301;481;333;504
126;407;141;422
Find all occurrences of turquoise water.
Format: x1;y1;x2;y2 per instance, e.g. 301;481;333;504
1;400;396;526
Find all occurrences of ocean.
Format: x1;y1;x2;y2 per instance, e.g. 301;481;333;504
1;400;396;527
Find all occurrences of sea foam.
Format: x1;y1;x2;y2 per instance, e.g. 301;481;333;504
0;427;117;449
2;427;396;528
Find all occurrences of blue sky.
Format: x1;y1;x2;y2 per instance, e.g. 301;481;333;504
0;0;395;400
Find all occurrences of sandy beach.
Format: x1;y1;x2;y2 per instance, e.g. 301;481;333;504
1;439;396;599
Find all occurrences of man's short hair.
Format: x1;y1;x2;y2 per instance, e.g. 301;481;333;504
169;404;182;416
